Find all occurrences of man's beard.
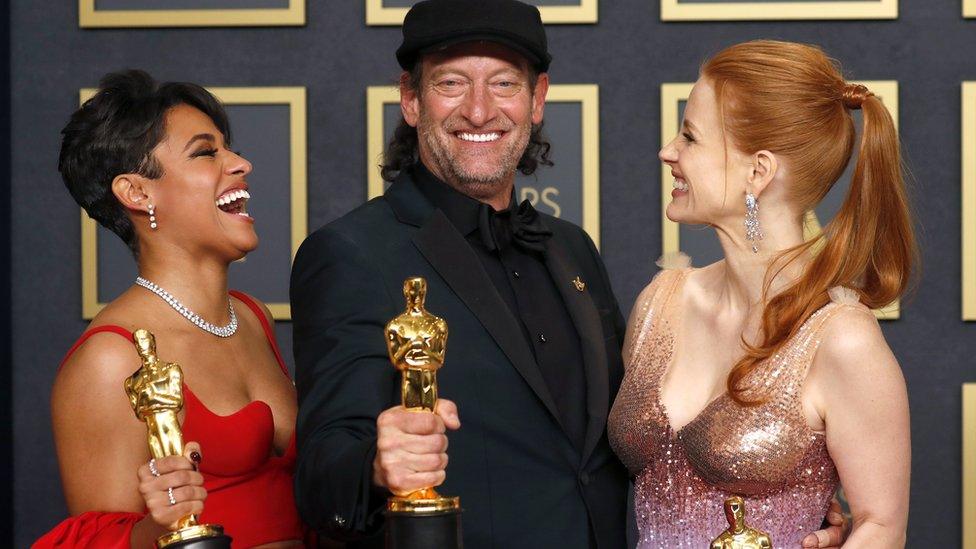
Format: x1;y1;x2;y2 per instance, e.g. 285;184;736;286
418;111;530;201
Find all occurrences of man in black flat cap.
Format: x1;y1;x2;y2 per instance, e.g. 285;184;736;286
290;0;629;547
292;1;858;546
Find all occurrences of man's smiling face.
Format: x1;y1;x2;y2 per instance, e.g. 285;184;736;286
401;41;548;202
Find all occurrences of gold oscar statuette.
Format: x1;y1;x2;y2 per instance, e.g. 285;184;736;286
710;496;773;549
125;329;231;549
383;278;462;548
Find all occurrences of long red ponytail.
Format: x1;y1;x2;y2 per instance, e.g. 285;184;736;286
700;40;916;405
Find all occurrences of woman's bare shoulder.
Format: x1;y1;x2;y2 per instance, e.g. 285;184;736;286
813;303;902;388
54;295;147;405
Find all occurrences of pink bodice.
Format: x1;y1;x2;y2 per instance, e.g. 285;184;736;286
608;269;860;547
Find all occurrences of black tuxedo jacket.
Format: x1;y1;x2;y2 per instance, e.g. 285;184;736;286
291;172;629;548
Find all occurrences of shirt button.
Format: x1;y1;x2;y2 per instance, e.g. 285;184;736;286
539;333;546;343
580;472;590;485
513;270;521;278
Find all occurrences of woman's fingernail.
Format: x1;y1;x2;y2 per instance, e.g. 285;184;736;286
190;451;202;464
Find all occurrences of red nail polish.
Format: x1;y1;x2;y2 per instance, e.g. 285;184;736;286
190;451;202;464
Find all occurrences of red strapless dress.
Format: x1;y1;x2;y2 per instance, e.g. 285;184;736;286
34;291;304;548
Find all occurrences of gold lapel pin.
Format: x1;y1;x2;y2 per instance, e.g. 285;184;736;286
572;276;585;292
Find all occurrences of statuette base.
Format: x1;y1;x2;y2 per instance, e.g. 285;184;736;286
157;523;231;548
385;502;462;549
387;495;460;514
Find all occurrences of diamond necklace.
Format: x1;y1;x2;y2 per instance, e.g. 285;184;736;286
135;277;238;338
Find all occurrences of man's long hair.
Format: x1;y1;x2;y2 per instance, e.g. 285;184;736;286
380;63;553;182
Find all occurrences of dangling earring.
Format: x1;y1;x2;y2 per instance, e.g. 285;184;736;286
148;203;158;230
744;192;762;253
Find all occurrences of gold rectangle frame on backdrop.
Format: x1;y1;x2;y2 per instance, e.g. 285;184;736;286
661;0;896;21
366;84;601;247
365;0;598;25
964;83;976;320
966;0;976;17
79;0;305;28
79;87;307;320
660;81;900;319
965;384;976;549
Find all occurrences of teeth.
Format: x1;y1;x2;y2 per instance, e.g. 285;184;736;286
458;132;501;143
216;189;250;207
673;179;689;192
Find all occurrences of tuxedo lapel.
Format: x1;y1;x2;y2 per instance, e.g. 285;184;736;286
412;210;563;425
544;238;610;463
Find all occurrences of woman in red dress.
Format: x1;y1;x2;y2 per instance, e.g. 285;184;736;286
35;70;304;548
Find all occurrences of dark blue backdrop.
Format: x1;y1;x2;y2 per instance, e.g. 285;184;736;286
9;1;976;546
2;2;12;543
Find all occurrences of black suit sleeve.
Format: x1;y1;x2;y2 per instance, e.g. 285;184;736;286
290;226;398;541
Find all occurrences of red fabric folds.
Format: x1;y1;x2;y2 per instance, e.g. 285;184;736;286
32;511;143;549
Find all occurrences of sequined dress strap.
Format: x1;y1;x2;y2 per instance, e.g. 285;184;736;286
621;268;688;370
783;288;874;385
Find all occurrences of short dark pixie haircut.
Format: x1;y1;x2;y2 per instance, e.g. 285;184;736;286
58;69;231;255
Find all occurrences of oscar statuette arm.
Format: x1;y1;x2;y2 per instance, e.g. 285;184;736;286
290;226;400;541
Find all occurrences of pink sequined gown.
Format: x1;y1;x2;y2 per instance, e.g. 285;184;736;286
609;268;860;548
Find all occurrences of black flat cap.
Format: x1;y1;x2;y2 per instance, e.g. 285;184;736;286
396;0;551;72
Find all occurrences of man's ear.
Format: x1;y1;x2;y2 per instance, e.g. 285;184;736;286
748;150;778;197
400;71;420;128
112;174;152;212
531;72;549;125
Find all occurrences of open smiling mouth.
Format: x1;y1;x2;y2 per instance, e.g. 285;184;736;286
455;131;503;143
216;188;252;219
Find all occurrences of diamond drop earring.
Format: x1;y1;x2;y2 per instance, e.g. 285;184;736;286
744;192;763;253
148;203;157;230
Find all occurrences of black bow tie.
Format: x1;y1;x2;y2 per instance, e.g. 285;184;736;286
478;199;553;253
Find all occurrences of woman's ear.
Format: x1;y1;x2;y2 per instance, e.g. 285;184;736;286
112;174;152;212
748;150;778;197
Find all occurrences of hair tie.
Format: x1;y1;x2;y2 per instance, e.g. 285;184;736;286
842;83;873;110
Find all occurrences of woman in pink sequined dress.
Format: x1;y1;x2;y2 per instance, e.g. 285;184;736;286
609;40;914;548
